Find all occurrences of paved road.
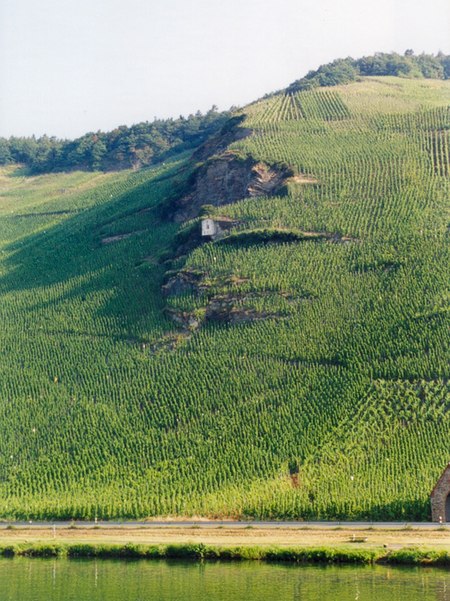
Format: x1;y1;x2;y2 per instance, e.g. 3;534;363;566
0;520;446;530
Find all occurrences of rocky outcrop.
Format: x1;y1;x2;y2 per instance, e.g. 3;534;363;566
192;114;252;162
173;155;293;222
247;162;291;196
164;308;201;331
168;112;302;225
162;270;203;297
204;294;283;324
164;270;310;329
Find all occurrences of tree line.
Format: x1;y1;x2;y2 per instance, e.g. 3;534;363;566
286;51;450;93
0;107;230;173
2;51;448;174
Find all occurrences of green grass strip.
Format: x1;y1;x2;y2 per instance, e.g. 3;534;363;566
0;543;448;566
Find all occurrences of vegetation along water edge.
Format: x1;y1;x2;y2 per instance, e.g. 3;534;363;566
0;542;449;566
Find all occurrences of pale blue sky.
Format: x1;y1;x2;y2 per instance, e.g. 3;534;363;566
1;0;449;138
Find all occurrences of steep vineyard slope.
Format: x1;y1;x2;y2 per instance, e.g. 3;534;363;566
0;77;449;520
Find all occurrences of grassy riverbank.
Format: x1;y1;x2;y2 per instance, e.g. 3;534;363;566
0;542;449;566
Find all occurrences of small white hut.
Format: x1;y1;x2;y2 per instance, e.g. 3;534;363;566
201;218;218;237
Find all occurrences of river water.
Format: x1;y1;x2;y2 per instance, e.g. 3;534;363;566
0;559;448;600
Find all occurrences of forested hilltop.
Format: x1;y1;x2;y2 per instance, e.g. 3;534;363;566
286;50;450;92
1;52;448;174
0;107;230;173
0;55;449;521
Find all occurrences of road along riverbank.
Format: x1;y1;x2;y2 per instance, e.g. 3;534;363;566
0;524;449;565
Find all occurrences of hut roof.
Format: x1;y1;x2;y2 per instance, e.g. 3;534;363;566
430;462;450;497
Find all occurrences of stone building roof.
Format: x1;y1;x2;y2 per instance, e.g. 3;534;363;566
430;462;450;497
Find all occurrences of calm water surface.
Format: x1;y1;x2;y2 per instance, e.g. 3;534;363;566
0;559;449;600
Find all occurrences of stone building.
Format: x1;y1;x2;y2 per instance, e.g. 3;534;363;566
201;217;238;240
201;218;217;237
430;463;450;522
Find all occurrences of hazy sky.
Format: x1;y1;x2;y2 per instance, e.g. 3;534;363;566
1;0;449;138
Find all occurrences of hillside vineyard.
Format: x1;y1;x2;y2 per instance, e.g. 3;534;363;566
0;77;448;520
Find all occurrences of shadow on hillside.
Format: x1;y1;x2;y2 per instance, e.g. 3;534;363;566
0;165;187;342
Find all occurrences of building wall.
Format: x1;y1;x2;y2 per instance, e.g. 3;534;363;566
201;219;216;237
431;465;450;522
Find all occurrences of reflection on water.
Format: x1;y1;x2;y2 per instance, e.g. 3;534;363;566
0;558;448;601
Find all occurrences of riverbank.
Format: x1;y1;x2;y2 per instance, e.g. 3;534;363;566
0;541;449;566
0;524;449;566
1;523;448;549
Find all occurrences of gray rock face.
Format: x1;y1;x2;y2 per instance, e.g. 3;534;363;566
162;272;199;297
173;155;292;222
